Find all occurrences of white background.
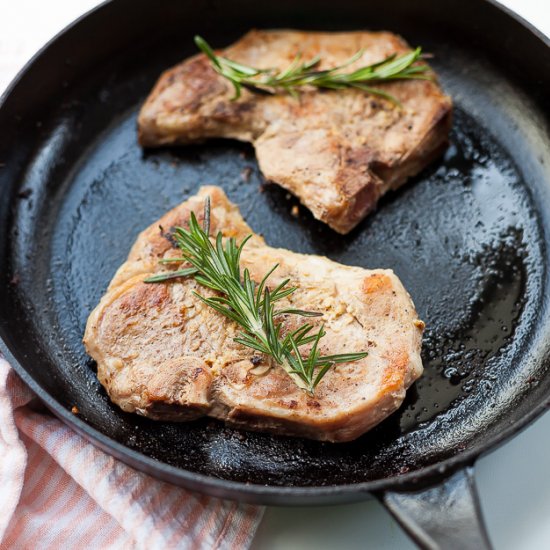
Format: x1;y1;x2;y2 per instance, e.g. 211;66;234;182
1;1;549;548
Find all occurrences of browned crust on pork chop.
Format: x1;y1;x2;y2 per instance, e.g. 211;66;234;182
138;30;452;233
84;186;424;442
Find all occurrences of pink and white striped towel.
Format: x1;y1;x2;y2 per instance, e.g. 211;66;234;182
0;357;264;549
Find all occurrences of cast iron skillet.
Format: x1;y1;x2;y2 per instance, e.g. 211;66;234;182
1;0;549;547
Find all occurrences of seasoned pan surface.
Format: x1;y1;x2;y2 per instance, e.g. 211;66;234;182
0;0;549;503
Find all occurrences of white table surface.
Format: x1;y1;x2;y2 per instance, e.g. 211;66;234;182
1;1;549;548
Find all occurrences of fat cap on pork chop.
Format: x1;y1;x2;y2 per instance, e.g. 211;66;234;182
138;30;452;233
84;187;424;442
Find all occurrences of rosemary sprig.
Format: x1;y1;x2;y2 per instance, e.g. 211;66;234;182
144;198;367;394
195;35;432;104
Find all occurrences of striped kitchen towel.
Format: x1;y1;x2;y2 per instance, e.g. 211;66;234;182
0;358;264;549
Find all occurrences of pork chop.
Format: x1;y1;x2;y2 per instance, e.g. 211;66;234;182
138;30;452;233
84;186;424;442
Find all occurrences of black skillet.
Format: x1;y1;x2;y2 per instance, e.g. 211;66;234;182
1;0;549;548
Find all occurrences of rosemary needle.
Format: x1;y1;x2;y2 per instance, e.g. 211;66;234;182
194;35;432;104
145;198;367;394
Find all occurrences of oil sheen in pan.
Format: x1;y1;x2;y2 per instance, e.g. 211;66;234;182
12;102;543;485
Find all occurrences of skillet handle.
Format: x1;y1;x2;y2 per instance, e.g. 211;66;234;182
375;466;492;550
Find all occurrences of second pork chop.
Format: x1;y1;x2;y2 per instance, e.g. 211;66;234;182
138;30;452;233
84;187;424;442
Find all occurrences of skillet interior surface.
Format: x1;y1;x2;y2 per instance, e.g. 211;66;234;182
1;0;550;499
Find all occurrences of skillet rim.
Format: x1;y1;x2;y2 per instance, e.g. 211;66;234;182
0;0;550;503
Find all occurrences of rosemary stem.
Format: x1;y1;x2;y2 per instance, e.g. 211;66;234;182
144;196;367;394
280;355;311;393
194;35;432;104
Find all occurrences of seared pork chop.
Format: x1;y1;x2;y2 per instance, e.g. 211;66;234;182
84;187;424;442
138;30;452;233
